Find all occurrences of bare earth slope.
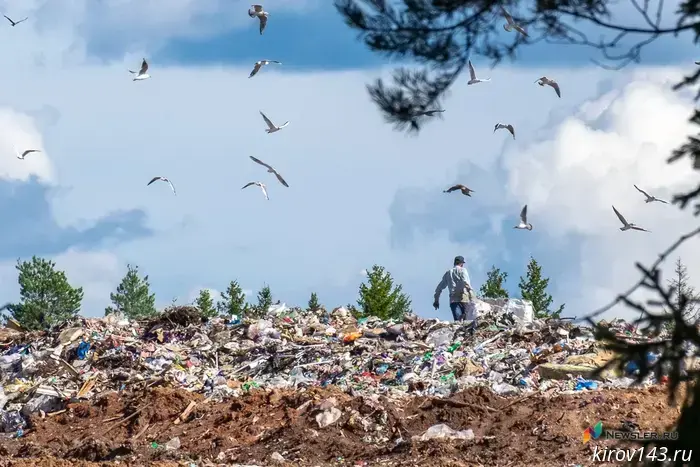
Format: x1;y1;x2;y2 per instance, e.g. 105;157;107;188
0;385;680;467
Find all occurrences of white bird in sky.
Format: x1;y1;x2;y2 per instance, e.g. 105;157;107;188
612;205;649;232
535;76;561;97
500;7;527;36
248;4;269;35
147;176;176;195
4;15;27;27
248;59;281;78
467;60;490;85
129;59;150;81
494;123;515;139
249;156;289;187
260;111;289;133
514;205;533;230
242;181;269;200
634;185;668;204
16;149;40;160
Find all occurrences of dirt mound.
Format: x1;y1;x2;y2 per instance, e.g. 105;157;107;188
0;386;681;466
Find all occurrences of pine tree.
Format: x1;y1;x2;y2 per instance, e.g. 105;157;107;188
217;280;247;317
357;264;412;320
105;264;157;319
195;289;217;319
7;256;84;330
518;257;564;319
255;285;273;316
308;292;320;311
666;257;698;327
479;266;509;299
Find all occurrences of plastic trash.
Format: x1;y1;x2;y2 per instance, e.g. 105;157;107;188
575;378;598;391
492;382;519;396
247;320;273;340
316;407;342;428
625;361;640;375
0;410;26;433
343;332;362;344
77;341;91;360
165;436;181;450
425;328;454;348
417;423;475;441
267;303;288;315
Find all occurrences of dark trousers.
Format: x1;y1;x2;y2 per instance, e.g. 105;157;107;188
450;302;478;330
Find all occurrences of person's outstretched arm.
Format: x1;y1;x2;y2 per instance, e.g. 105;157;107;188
433;272;448;308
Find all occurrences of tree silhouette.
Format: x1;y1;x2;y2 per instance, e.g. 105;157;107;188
479;265;509;299
518;257;564;318
357;264;412;320
665;257;698;329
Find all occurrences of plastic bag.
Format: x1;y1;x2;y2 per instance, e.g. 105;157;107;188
0;410;26;433
418;423;474;441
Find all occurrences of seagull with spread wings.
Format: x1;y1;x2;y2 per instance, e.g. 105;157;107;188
248;4;269;35
147;176;176;195
16;149;40;160
500;7;527;36
467;60;490;85
250;156;289;187
494;123;515;139
260;111;289;133
242;181;269;200
248;59;281;78
612;205;649;232
535;76;561;97
129;59;150;81
514;205;533;230
634;185;668;204
4;15;27;27
443;184;474;197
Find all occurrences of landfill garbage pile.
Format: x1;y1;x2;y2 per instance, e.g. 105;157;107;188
0;300;690;466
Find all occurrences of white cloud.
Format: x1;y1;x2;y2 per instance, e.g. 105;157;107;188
0;108;53;183
500;71;700;319
0;249;122;317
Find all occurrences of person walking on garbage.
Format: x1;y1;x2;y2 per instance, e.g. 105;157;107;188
433;255;477;329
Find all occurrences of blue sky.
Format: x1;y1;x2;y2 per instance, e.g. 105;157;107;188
0;0;698;321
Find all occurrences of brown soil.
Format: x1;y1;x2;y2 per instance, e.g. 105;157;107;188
0;386;682;466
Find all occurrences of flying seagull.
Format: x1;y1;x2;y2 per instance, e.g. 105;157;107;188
494;123;515;139
514;205;533;230
147;176;176;195
695;61;700;65
443;184;475;197
4;15;27;27
612;205;649;232
500;7;527;36
535;76;561;97
250;156;289;187
242;181;269;200
248;59;281;78
467;60;490;85
260;111;289;134
248;4;269;35
129;59;150;81
415;109;445;117
634;185;668;204
16;149;40;160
